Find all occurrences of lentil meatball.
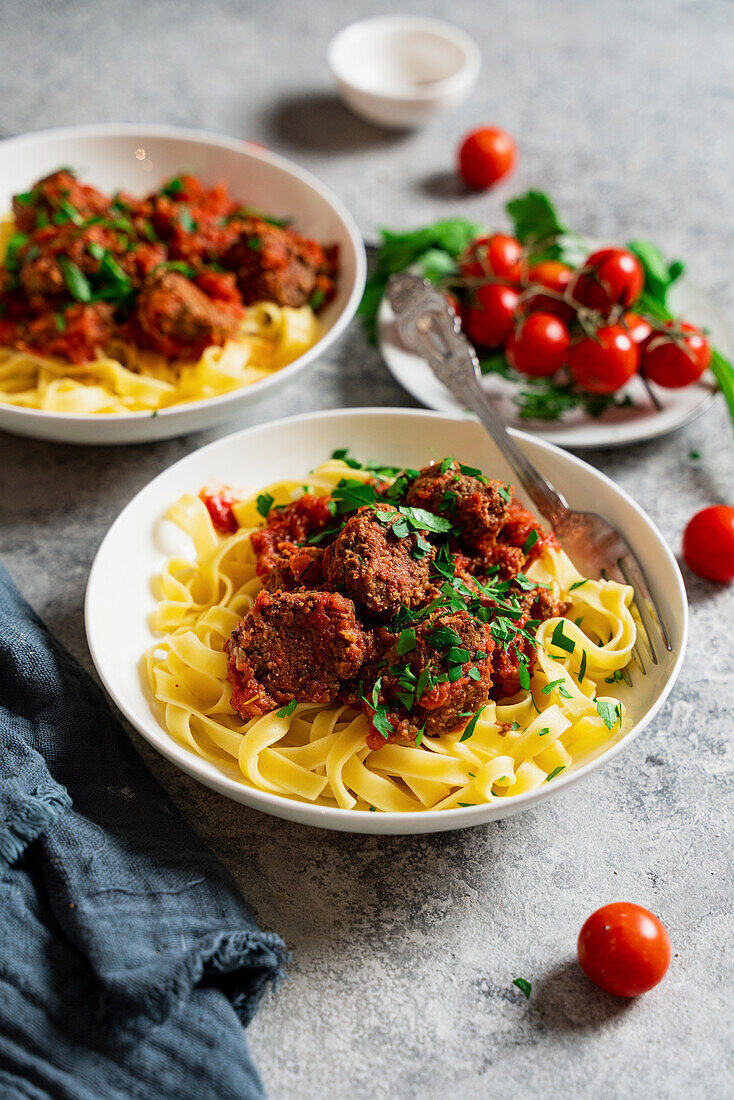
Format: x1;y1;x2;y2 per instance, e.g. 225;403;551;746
322;504;436;615
226;589;366;719
406;460;510;550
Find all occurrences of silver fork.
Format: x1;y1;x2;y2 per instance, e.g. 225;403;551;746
386;273;672;679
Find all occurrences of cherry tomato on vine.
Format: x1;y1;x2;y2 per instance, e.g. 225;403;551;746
574;248;644;312
522;261;575;321
682;505;734;582
463;282;519;348
458;126;516;190
568;325;637;394
577;902;671;998
621;311;653;347
505;312;570;377
642;323;711;388
461;234;524;281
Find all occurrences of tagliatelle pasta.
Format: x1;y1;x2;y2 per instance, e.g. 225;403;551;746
0;296;321;414
144;459;636;813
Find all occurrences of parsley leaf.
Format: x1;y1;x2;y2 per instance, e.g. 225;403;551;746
58;256;91;302
460;705;486;742
276;700;297;718
522;529;539;554
597;699;622;730
512;977;532;999
256;493;274;518
396;629;417;656
545;765;565;782
551;621;575;654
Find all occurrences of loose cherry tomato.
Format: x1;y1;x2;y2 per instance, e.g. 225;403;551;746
522;261;575;321
577;902;671;997
574;248;644;312
463;283;519;348
505;312;571;377
622;311;653;347
642;323;711;388
568;325;637;394
461;233;524;281
458;126;517;190
682;505;734;582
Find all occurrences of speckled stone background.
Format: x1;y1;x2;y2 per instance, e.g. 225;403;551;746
1;1;733;1097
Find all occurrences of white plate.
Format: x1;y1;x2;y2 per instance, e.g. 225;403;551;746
379;278;729;449
86;408;687;835
0;124;366;444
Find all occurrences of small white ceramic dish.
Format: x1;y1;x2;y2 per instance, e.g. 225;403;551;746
0;124;366;445
379;278;729;449
328;16;480;129
86;408;687;835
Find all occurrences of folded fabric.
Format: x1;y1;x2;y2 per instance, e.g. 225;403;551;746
0;560;287;1100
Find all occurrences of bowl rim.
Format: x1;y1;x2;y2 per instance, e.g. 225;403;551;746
328;15;481;102
85;406;689;833
0;122;367;425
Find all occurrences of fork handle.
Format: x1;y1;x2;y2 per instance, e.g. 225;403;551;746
410;308;569;526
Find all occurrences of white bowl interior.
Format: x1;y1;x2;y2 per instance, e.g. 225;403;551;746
86;410;687;835
330;17;473;95
0;125;365;442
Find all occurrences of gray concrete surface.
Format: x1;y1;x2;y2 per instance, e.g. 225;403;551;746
1;1;733;1097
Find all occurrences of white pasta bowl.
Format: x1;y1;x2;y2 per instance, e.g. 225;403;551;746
85;409;687;834
0;124;365;444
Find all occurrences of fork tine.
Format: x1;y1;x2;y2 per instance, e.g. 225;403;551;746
617;554;673;659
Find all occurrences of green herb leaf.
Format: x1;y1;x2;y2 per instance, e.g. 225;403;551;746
331;447;349;460
578;650;587;683
460;705;486;742
178;207;197;233
58;256;91;302
396;629;417;656
309;288;326;310
569;578;589;590
414;726;425;748
512;977;532;999
545;766;565;782
506;191;566;251
597;699;622;730
626;238;685;308
276;700;297;718
522;529;539;554
551;621;575;654
256;492;274;517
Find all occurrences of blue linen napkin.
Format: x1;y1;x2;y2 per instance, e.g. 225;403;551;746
0;560;287;1100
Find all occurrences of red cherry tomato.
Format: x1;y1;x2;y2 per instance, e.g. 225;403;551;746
568;325;638;394
574;248;644;312
458;127;516;190
642;323;711;388
522;261;575;321
505;312;571;377
682;505;734;582
577;902;671;997
461;233;524;282
463;282;519;348
622;311;653;347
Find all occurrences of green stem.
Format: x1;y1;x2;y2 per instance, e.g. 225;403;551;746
710;349;734;430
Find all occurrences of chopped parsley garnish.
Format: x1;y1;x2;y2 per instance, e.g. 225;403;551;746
545;766;565;782
414;725;425;748
178;207;197;233
331;448;349;460
551;621;575;654
162;176;184;197
256;492;274;517
688;449;701;460
517;653;531;690
460;705;486;742
309;288;326;310
53;312;66;333
578;650;587;683
538;727;550;737
276;700;297;718
247;235;261;251
458;463;488;483
569;578;589;590
597;699;622;730
58;257;92;302
439;456;455;473
498;485;512;503
541;677;573;699
512;977;532;999
522;529;539;554
396;629;417;656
